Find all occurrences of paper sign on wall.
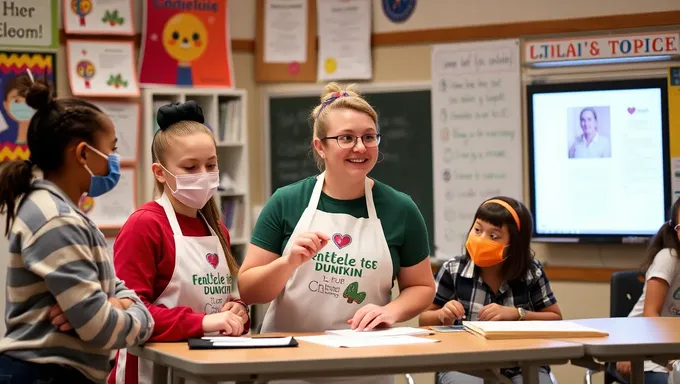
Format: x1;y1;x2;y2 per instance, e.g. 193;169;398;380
525;32;680;64
67;39;140;97
0;0;58;48
63;0;135;35
89;100;140;164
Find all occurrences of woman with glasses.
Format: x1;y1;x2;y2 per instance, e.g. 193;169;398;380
615;196;680;384
238;82;435;384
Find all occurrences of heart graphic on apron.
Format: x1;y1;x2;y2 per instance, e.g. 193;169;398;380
206;253;219;268
332;233;352;249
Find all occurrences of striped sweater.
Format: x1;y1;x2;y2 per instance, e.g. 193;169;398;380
0;180;154;383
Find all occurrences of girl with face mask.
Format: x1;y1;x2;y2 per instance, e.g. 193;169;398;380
107;101;249;384
0;73;154;383
419;197;562;384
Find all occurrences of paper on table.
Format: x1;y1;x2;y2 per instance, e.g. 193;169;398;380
202;336;295;347
326;327;432;338
298;335;438;348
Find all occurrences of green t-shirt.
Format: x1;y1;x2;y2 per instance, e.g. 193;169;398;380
251;176;431;280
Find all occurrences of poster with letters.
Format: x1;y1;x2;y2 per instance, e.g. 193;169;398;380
0;0;58;48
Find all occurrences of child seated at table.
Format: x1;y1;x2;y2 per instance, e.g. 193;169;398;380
419;196;562;384
615;197;680;384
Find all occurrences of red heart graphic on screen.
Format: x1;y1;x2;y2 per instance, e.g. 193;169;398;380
627;107;636;115
333;233;352;249
206;253;219;269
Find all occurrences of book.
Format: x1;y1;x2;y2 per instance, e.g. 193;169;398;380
463;320;609;340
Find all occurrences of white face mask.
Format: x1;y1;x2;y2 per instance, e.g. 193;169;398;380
161;165;219;209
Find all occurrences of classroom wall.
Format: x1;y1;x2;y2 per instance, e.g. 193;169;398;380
1;2;679;384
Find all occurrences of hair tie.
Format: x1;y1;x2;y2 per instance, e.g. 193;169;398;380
25;68;35;84
316;91;350;119
483;199;521;231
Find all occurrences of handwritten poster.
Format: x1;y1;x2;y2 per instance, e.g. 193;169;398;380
0;51;55;163
431;39;523;260
78;167;137;228
264;0;308;63
0;0;58;48
139;0;234;87
317;0;372;81
66;39;140;97
90;100;140;164
63;0;135;35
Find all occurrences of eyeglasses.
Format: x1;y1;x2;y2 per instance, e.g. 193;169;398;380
321;134;382;149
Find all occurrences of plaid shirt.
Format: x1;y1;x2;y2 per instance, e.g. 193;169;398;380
433;255;557;378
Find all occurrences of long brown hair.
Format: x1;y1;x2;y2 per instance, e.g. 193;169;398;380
151;120;239;276
640;197;680;274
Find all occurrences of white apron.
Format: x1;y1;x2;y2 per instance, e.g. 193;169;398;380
261;172;395;384
114;192;233;384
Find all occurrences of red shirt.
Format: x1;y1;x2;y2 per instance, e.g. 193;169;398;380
112;201;250;340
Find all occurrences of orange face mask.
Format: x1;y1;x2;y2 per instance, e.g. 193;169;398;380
465;198;521;268
465;235;506;267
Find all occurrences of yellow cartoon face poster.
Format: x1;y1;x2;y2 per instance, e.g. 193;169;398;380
138;0;234;87
0;51;55;162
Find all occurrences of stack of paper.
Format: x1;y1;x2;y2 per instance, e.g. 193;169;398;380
297;327;438;348
463;320;609;340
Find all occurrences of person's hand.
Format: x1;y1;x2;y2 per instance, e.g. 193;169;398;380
49;304;72;332
202;311;244;336
478;303;519;321
347;304;396;331
438;300;465;325
108;297;134;310
616;361;631;377
220;301;248;324
283;232;330;267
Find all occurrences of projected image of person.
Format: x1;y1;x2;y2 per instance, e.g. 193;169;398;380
568;107;612;159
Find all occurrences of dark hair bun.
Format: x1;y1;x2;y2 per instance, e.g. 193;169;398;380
156;100;205;130
24;80;53;111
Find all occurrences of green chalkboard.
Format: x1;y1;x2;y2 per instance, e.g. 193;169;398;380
266;87;434;249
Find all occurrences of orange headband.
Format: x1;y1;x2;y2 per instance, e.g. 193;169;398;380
483;199;521;231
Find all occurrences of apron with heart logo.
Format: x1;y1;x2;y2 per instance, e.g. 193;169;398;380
261;172;394;384
113;192;232;384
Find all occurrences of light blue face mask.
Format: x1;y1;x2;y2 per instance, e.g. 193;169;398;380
83;144;121;198
9;102;35;121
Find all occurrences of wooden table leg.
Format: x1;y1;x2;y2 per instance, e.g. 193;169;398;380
629;360;645;384
521;365;539;384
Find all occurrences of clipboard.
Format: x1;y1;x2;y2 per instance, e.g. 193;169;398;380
188;336;299;350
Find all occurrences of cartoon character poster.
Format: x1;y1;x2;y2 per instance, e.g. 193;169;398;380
0;51;55;162
138;0;234;87
63;0;135;36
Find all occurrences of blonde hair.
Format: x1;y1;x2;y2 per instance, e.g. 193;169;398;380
310;82;378;170
151;121;239;276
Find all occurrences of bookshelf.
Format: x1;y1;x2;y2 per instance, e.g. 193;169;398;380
141;87;252;251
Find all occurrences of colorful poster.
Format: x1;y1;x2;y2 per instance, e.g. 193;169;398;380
63;0;135;36
0;0;59;48
138;0;234;87
89;100;140;164
66;39;140;97
0;51;55;162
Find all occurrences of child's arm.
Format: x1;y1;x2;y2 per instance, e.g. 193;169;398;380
641;249;678;317
526;261;562;320
418;260;465;326
643;278;669;317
